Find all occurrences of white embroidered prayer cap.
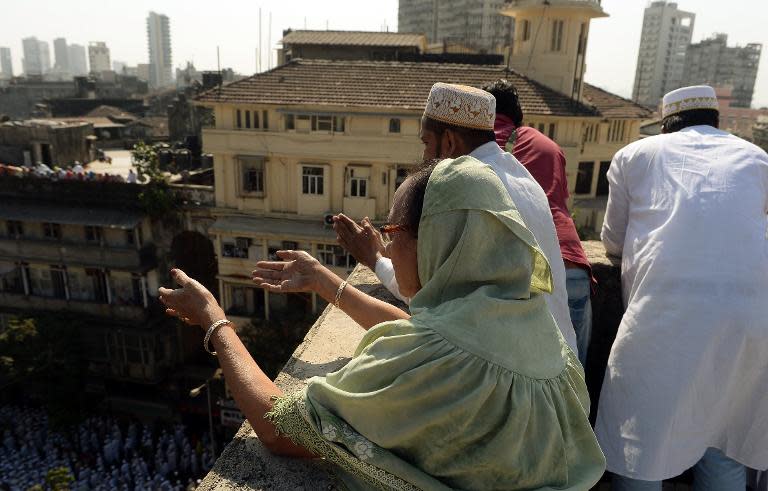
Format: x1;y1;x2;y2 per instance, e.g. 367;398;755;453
661;85;719;118
423;83;496;131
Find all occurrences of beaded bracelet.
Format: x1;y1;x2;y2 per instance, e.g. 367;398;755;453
204;319;232;356
334;280;348;308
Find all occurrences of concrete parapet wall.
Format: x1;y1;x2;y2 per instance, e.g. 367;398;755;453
197;241;621;490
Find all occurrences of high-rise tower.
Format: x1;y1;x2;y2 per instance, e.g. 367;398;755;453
147;11;173;89
632;1;695;107
0;47;13;79
398;0;513;54
88;41;111;74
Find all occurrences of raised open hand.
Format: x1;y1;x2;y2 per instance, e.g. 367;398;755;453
251;250;323;294
158;269;225;329
333;214;386;269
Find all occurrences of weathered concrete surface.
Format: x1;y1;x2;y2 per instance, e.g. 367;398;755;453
198;243;626;490
196;266;402;491
581;240;623;421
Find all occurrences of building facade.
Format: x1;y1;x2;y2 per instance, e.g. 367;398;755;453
68;44;88;76
0;173;220;411
0;47;12;80
53;37;70;78
147;11;173;89
632;1;695;108
0;178;164;385
88;42;111;75
501;0;607;101
754;116;768;153
714;86;768;141
22;37;51;76
39;41;51;76
683;34;762;108
195;57;650;325
278;30;426;64
0;119;94;166
398;0;513;54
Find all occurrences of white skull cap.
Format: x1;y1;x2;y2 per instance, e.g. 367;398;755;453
662;85;719;118
423;83;496;131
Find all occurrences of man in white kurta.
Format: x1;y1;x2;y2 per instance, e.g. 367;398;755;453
334;83;578;355
596;85;768;488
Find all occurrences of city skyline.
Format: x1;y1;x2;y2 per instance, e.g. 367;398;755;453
1;0;766;107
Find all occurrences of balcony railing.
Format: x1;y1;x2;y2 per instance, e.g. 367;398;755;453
503;0;602;8
0;236;156;271
0;291;148;322
170;184;216;207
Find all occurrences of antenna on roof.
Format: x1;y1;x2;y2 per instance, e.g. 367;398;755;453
258;8;262;73
217;46;221;95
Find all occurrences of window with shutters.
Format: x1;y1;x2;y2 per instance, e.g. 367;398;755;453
302;166;324;195
575;162;595;195
347;166;370;198
6;220;23;238
551;20;564;52
85;226;103;244
43;222;61;240
238;157;265;196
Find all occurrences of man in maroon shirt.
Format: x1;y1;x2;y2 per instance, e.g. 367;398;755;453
483;79;594;367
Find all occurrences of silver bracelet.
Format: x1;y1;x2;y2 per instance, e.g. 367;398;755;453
204;319;232;356
333;280;348;308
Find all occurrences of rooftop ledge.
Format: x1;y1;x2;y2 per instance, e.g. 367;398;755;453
197;241;621;490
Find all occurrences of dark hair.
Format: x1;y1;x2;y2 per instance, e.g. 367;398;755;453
481;79;524;127
393;160;438;238
661;109;719;134
422;117;495;150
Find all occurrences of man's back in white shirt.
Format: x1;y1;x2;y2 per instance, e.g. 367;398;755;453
375;142;577;354
470;142;576;353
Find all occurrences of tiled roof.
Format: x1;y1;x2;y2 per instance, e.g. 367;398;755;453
196;59;599;117
281;30;425;48
582;84;654;119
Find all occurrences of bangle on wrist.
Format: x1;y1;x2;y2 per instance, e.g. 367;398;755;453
333;280;348;309
204;319;232;356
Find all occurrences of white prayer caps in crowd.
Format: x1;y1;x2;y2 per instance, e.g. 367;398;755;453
661;85;719;119
423;83;496;131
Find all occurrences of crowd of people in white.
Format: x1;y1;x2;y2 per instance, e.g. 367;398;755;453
0;405;214;491
0;162;137;183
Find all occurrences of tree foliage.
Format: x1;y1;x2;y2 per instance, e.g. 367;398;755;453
0;315;86;426
45;466;75;491
131;142;177;218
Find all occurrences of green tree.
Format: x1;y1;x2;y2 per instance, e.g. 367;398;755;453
45;466;74;491
0;317;39;381
0;315;86;426
131;142;177;218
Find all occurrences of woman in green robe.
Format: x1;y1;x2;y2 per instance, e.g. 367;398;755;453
159;155;605;490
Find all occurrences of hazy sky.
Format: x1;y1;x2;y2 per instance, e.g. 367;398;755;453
2;0;766;107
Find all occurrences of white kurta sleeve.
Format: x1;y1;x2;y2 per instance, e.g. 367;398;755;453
373;257;409;304
601;152;630;258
